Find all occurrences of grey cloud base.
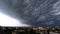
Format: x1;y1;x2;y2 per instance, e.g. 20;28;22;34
0;0;60;27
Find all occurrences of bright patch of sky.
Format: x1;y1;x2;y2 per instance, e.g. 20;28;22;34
0;12;30;27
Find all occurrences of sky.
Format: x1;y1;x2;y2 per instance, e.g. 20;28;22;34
0;11;31;27
0;0;60;27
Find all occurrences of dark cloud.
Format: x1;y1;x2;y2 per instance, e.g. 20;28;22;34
0;0;60;27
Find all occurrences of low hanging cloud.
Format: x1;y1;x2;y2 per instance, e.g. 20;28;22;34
1;0;60;26
53;1;60;15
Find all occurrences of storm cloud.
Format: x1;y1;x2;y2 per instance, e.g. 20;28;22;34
0;0;60;27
